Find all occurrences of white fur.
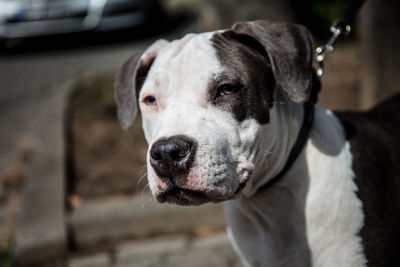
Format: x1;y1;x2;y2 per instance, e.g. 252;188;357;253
139;34;366;266
304;108;366;267
225;106;366;267
140;33;260;201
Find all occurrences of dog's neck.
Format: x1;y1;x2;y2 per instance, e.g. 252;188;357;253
241;90;304;196
225;107;366;267
227;93;310;266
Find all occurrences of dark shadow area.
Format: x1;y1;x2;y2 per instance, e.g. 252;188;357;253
290;0;361;41
0;11;196;56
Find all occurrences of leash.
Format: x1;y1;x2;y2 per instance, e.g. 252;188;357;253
315;0;366;77
258;0;366;192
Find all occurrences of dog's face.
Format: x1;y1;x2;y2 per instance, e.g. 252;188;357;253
115;20;314;205
138;32;274;205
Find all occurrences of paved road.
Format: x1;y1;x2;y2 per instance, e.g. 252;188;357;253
0;39;141;175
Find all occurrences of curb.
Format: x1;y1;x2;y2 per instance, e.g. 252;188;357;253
69;233;242;267
68;193;226;249
13;83;71;266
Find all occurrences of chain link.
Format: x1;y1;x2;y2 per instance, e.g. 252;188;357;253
315;20;352;77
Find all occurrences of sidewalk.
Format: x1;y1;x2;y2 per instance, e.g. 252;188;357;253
67;193;242;267
69;233;242;267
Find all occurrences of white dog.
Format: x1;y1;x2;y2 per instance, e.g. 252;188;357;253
115;20;400;267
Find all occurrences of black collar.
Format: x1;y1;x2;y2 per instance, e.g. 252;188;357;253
258;102;315;191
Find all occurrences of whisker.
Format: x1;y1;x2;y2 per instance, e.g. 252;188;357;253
224;163;238;178
141;183;150;201
139;164;147;170
276;248;298;266
137;172;148;187
140;195;153;209
263;150;279;159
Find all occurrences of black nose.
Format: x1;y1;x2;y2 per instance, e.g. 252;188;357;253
150;135;197;180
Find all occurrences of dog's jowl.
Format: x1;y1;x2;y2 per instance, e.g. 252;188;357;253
115;20;400;267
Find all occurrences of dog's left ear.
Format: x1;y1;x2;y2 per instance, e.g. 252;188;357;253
231;20;314;103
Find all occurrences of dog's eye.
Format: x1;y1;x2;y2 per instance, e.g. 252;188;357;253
144;95;157;106
217;84;240;97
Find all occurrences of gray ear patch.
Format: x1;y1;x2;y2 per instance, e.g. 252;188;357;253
114;53;141;130
231;20;314;103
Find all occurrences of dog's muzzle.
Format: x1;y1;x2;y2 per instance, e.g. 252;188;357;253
149;135;246;205
150;135;204;205
150;135;196;183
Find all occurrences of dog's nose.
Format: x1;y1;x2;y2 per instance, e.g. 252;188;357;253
150;135;196;179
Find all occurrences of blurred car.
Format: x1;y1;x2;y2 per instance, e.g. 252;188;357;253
0;0;163;40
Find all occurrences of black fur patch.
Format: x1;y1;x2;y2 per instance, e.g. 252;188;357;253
336;93;400;267
210;30;275;124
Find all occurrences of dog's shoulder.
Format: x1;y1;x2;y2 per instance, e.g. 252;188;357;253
335;93;400;267
336;93;400;174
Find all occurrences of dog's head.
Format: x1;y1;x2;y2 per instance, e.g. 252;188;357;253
115;20;314;205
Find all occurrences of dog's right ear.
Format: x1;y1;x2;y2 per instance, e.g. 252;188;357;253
230;20;314;103
114;39;169;130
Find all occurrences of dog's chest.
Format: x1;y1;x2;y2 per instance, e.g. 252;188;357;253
225;108;367;267
303;109;366;267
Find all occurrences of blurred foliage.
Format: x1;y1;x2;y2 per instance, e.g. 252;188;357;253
292;0;358;40
312;0;354;32
68;72;117;119
0;243;12;267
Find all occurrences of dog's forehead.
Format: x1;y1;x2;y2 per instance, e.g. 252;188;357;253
141;32;222;103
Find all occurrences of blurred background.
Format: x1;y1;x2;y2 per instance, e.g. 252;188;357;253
0;0;399;266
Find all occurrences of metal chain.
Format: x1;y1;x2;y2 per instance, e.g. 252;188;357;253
315;0;366;77
315;20;352;77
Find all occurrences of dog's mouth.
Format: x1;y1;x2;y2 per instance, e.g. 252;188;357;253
156;187;211;206
156;181;247;206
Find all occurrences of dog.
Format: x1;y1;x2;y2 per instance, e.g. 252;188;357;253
114;20;400;267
